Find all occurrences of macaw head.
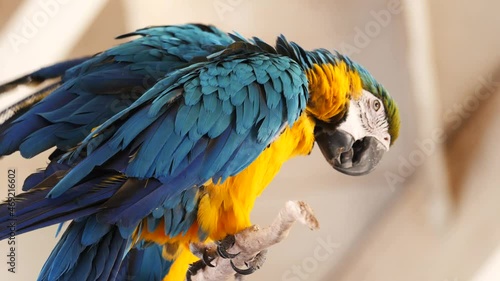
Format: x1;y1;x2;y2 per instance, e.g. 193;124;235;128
303;50;400;176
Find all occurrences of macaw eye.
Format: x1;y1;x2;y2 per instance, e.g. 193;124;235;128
373;100;381;112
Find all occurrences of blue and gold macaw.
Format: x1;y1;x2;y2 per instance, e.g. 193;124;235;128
0;24;400;281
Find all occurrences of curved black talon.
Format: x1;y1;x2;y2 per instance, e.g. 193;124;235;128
216;235;240;259
230;260;257;275
233;249;267;278
217;245;240;259
202;249;216;267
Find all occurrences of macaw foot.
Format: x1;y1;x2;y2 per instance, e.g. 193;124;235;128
186;235;267;280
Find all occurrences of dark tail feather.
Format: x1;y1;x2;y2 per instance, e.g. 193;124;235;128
117;243;173;281
0;57;91;157
22;156;69;191
0;163;127;240
0;57;90;95
38;216;129;281
0;82;61;139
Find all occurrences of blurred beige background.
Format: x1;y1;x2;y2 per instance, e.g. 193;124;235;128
0;0;498;280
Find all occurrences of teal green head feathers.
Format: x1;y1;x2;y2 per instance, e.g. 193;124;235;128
353;60;401;146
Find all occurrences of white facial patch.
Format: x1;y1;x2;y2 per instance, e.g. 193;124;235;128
337;90;391;150
336;99;364;140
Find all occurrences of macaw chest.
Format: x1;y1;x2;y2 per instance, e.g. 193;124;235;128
197;113;316;240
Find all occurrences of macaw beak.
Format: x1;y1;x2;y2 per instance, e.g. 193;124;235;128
314;126;387;176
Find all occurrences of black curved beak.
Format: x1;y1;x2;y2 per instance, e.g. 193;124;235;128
314;126;387;176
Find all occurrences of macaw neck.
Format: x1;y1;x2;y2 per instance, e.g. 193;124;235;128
274;38;362;123
197;113;316;240
304;60;363;123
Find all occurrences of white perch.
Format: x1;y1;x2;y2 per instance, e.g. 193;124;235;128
188;200;320;281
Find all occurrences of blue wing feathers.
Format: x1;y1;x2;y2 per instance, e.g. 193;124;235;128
116;244;172;281
19;124;66;157
48;146;117;198
131;113;175;177
207;108;232;138
0;24;311;281
201;90;219;112
0;91;73;156
108;106;164;151
164;209;173;235
170;137;196;173
41;220;87;280
175;102;201;135
264;82;281;109
197;103;222;135
0;171;126;240
222;98;234;115
38;216;127;281
0;57;89;96
230;87;247;107
183;80;203;105
82;216;112;245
